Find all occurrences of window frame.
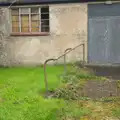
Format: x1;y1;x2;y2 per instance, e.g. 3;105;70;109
10;6;50;36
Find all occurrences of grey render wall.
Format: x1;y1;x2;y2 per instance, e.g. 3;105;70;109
0;3;87;66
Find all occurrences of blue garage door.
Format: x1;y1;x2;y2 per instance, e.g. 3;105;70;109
88;4;120;64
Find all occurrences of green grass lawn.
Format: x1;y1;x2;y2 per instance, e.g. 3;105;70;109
0;66;120;120
0;65;64;96
0;66;66;120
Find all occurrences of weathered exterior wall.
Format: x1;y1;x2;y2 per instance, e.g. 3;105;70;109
0;3;88;66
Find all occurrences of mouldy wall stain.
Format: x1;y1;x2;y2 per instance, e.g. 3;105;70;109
0;3;88;66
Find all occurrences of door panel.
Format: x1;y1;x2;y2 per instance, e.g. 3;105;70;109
109;17;120;63
88;18;110;64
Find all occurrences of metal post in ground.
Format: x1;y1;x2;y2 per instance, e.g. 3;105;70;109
44;59;56;93
64;48;72;74
83;43;85;64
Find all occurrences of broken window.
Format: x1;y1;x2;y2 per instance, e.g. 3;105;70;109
41;7;49;32
11;6;49;35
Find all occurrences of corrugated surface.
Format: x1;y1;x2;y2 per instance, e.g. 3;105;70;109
88;3;120;18
88;4;120;64
108;17;120;63
88;18;110;64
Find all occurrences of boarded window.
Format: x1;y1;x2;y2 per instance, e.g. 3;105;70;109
11;8;19;32
21;15;29;32
11;6;49;34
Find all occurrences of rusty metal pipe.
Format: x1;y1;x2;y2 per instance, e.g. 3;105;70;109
43;43;85;93
64;48;72;74
44;58;57;93
56;44;84;61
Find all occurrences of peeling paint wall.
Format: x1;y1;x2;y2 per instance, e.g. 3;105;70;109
0;3;88;66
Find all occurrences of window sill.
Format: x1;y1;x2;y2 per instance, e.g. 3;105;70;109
10;32;50;36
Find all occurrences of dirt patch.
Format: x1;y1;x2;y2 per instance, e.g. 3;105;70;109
83;79;120;99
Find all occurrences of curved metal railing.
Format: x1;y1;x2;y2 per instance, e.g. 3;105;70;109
44;43;85;93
